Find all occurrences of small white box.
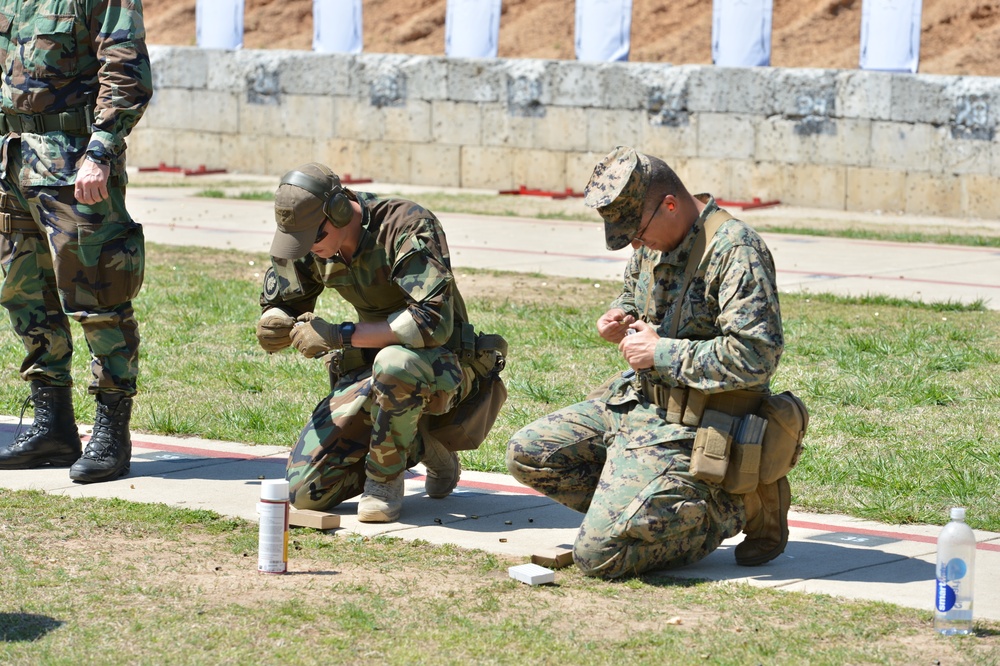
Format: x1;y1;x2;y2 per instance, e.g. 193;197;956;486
508;563;555;586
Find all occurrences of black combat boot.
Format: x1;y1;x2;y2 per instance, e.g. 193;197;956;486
69;392;133;484
0;381;82;468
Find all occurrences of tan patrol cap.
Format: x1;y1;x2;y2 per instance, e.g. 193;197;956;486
583;146;652;251
270;163;339;260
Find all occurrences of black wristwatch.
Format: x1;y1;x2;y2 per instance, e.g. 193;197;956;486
85;147;111;165
339;322;356;349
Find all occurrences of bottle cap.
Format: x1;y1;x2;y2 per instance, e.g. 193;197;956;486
260;479;290;502
950;507;966;521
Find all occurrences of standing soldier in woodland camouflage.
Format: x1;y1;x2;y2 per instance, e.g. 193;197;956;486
0;0;152;483
507;146;788;578
257;163;506;522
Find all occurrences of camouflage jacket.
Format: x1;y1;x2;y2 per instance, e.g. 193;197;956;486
262;192;471;350
0;0;153;186
610;195;784;397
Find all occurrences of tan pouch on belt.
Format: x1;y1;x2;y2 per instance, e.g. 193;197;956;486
666;387;687;423
724;441;761;494
690;409;736;484
758;391;809;484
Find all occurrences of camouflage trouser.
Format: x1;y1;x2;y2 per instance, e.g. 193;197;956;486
0;147;144;394
506;397;746;579
286;344;465;511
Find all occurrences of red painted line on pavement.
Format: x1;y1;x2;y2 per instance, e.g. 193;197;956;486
133;440;999;550
450;244;624;263
142;221;273;237
790;519;1000;552
134;439;266;461
780;267;1000;290
771;234;1000;254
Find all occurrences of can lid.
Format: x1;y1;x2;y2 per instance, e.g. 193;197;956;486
951;507;966;521
260;479;290;502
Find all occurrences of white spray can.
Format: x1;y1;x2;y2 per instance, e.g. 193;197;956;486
258;479;290;574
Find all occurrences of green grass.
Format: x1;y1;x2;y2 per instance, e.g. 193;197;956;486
1;244;999;663
0;489;995;666
1;243;998;533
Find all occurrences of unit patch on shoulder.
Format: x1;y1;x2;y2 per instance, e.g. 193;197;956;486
263;267;280;301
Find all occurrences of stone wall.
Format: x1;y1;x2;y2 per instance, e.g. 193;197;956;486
131;45;1000;217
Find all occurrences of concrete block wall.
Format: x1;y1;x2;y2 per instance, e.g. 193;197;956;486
131;46;1000;218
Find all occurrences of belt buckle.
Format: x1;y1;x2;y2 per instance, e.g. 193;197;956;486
1;212;11;234
19;115;37;134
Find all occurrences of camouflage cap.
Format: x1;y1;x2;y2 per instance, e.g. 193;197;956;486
583;146;652;251
270;163;340;260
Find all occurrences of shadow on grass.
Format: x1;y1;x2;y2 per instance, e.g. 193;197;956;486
0;613;64;642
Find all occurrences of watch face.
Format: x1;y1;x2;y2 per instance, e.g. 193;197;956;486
340;322;355;346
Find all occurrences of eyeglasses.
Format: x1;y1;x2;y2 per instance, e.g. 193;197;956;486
633;198;664;246
313;219;329;245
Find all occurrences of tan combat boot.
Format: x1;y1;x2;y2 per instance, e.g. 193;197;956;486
421;434;461;499
735;476;791;566
357;475;405;523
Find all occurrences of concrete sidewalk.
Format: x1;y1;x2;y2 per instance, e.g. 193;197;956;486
1;418;997;622
2;180;998;625
131;184;1000;309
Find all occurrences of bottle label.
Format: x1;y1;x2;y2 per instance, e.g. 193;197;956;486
935;556;968;612
936;578;957;612
944;557;968;581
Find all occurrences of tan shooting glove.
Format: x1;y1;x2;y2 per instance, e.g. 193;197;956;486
256;308;296;353
289;313;343;358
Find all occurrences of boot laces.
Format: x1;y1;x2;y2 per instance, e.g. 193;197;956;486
11;391;51;450
364;476;402;501
81;403;126;460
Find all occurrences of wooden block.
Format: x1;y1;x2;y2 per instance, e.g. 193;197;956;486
289;508;340;530
508;563;555;586
531;546;574;569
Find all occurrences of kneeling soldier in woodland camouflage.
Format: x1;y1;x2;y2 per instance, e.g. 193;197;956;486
508;147;801;578
258;163;507;523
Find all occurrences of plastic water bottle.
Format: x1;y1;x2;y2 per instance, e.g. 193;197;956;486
258;479;290;574
934;507;976;635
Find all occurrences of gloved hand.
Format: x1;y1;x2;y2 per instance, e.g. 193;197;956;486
289;313;343;358
256;308;296;353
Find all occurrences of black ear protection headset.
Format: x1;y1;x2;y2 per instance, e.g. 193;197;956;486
279;169;354;228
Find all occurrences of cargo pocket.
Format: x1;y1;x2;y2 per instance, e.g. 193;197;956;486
606;448;707;550
74;223;145;308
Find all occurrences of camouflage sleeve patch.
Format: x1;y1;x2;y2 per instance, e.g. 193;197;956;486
259;258;324;314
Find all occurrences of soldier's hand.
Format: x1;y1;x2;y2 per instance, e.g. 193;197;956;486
289;313;343;358
619;320;657;370
597;309;635;343
75;158;111;205
256;308;296;353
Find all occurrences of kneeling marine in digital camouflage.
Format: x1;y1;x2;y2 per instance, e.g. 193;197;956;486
507;146;802;578
257;163;507;523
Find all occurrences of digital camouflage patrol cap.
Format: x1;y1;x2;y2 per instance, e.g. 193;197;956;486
583;146;652;251
270;163;340;260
